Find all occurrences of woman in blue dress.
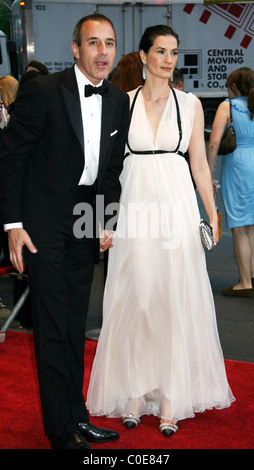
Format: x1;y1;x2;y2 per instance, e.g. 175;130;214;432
208;67;254;297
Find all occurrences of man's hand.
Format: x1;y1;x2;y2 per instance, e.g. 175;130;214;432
100;229;114;253
8;228;38;273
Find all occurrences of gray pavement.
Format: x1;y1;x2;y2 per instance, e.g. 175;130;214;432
204;234;254;363
196;156;254;364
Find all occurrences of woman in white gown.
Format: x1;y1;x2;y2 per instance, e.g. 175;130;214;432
87;25;235;436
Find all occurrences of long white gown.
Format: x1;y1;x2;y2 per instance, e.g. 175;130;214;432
86;87;235;421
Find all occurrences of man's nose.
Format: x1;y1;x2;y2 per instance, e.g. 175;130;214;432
99;41;107;55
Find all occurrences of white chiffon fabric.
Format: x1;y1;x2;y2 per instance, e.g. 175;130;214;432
86;88;235;421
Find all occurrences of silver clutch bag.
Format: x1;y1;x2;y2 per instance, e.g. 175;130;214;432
199;219;214;251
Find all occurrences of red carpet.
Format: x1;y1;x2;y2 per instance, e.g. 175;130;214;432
0;331;253;450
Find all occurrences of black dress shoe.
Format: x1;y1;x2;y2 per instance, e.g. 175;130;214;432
50;432;92;449
78;422;119;442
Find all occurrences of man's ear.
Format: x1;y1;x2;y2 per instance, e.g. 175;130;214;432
71;42;80;60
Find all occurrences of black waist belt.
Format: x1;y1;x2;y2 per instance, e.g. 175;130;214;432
125;86;184;158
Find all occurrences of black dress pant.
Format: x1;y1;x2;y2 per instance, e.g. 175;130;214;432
27;186;96;436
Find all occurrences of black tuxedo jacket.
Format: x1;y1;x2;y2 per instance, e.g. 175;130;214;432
0;66;129;256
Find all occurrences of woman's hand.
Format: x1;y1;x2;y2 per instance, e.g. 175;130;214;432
209;217;219;248
100;229;114;252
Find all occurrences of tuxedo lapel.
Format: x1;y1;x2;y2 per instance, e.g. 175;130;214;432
98;89;114;173
60;67;84;153
60;71;117;177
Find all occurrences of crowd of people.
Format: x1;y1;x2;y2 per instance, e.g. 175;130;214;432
0;13;253;450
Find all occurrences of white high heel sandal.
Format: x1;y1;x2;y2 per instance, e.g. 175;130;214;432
122;413;140;429
159;420;179;437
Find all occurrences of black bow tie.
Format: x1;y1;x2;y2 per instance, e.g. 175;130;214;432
84;82;108;97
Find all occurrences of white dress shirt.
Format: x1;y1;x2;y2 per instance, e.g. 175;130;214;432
4;64;103;231
75;64;102;185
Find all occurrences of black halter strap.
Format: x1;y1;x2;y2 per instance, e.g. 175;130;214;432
125;86;183;157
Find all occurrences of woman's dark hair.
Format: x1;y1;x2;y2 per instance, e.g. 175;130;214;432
139;25;179;53
226;67;254;120
25;60;49;75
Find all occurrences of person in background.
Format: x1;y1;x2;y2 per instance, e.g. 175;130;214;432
110;51;144;92
0;13;129;449
25;60;49;76
170;67;184;90
0;75;19;128
207;67;254;298
87;24;234;437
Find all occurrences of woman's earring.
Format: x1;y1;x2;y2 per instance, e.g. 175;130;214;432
142;66;146;80
170;73;174;82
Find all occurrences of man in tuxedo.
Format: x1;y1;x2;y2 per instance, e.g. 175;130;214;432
0;14;129;449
